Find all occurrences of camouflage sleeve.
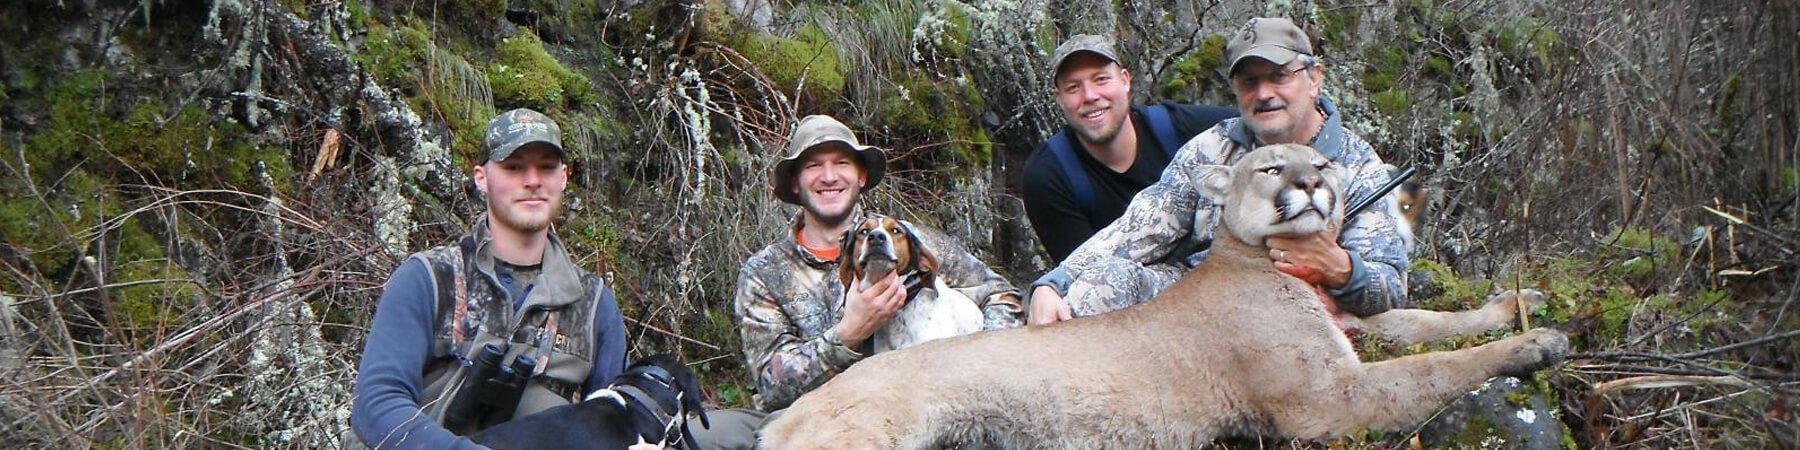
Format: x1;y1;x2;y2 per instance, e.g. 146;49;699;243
732;263;864;411
1330;150;1412;316
1055;132;1223;314
914;225;1024;330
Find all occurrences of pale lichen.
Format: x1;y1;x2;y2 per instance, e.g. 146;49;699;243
371;156;416;258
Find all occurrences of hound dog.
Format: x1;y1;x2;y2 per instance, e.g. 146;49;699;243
471;354;710;450
839;214;986;353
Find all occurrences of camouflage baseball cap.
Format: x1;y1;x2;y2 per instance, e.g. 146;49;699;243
483;108;565;163
772;115;886;205
1223;17;1315;76
1048;34;1121;80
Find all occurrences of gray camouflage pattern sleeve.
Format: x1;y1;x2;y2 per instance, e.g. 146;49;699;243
1325;145;1411;316
1056;133;1227;316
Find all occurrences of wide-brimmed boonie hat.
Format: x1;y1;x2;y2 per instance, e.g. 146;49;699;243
772;115;886;205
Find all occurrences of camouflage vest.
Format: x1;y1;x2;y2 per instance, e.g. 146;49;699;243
410;229;604;432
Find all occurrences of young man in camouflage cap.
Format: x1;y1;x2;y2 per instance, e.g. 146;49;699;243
1028;17;1412;324
350;108;629;448
733;115;1026;411
1024;34;1237;263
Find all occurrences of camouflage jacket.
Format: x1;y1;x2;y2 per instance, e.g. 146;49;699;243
1043;97;1412;317
733;210;1024;411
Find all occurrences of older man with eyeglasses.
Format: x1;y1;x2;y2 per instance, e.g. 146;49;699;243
1027;17;1414;324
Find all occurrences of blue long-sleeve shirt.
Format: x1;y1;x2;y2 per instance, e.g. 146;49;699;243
350;258;626;449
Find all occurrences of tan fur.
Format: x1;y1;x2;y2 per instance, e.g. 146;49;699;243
760;145;1567;449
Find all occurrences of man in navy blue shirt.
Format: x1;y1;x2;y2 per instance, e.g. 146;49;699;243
1023;34;1238;264
350;109;627;449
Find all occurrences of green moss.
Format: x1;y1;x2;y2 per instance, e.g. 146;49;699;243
111;219;199;330
1715;74;1742;136
1781;168;1798;193
1372;89;1409;117
26;70;289;194
355;19;431;86
343;0;367;30
1410;259;1496;311
1437;415;1505;447
1317;8;1362;49
1597;227;1678;279
1161;33;1228;98
1498;18;1558;68
876;74;987;166
24;70;109;175
1363;46;1408;94
489;30;597;110
727;24;845;106
1423;55;1453;80
440;0;506;20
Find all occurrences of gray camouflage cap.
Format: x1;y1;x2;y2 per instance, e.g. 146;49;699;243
483;108;565;163
773;115;886;205
1224;18;1315;76
1048;34;1121;80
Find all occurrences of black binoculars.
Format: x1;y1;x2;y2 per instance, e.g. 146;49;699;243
443;342;538;435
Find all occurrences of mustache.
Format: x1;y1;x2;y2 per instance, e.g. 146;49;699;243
1252;99;1287;112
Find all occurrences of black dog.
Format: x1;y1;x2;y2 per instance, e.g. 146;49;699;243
471;354;711;449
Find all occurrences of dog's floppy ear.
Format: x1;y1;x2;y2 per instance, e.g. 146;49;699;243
901;220;938;274
837;224;859;289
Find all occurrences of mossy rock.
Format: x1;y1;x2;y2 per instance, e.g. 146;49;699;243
490;29;598;110
355;18;431;86
110;219;200;331
27;70;291;191
1160;33;1228;99
726;25;845;108
876;74;987;167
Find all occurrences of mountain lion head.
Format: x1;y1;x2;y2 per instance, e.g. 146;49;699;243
1199;144;1345;247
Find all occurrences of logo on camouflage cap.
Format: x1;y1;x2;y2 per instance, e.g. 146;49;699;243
483;108;565;163
1223;17;1315;76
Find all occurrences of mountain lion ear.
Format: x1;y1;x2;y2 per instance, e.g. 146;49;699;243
1196;164;1233;200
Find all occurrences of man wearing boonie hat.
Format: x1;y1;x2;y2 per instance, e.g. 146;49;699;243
732;115;1025;413
1028;18;1414;326
1023;34;1237;264
350;108;630;448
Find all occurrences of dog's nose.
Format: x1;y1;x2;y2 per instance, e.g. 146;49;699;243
868;231;888;243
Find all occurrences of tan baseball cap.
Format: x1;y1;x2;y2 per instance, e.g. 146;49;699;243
1223;18;1315;76
1048;34;1121;80
772;115;886;205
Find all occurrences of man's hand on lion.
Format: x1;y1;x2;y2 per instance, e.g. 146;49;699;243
1027;285;1074;325
1266;232;1352;289
838;271;907;350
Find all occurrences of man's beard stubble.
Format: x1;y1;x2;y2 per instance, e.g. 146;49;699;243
492;197;560;234
798;188;857;227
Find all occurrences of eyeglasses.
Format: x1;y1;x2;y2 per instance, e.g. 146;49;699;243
1232;64;1311;91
